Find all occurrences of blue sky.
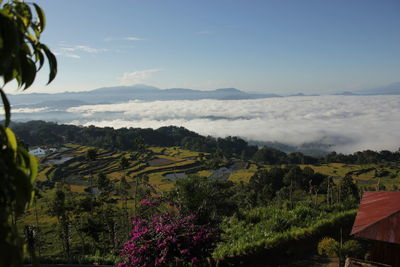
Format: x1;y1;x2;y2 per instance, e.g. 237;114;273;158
16;0;400;94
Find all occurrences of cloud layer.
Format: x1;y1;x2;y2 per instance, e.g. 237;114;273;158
64;95;400;153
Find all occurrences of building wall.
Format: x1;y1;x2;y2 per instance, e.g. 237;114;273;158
370;241;400;267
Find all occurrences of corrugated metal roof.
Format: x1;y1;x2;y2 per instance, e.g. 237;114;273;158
351;191;400;244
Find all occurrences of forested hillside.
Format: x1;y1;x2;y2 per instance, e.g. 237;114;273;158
12;120;400;164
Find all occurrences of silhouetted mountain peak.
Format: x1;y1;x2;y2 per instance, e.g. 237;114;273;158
214;88;242;93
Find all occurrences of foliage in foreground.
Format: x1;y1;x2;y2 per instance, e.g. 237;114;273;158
119;201;219;267
214;205;357;265
1;0;57;265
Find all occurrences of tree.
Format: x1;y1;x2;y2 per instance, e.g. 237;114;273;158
339;174;359;203
96;172;112;195
171;177;237;225
86;148;97;161
0;1;57;266
48;187;72;259
119;156;130;169
119;176;131;235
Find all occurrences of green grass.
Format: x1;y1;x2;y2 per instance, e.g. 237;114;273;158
228;169;255;183
197;170;213;177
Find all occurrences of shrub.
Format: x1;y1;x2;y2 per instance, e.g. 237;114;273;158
318;237;363;267
118;210;219;266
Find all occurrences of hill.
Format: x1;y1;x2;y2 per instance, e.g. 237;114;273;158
334;82;400;96
8;84;281;108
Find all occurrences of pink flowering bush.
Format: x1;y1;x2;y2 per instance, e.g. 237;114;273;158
118;209;219;266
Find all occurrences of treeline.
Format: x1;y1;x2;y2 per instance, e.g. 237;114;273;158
11;120;256;159
11;120;400;164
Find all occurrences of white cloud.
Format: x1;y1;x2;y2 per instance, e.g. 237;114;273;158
66;54;81;59
65;95;400;153
123;36;144;41
118;69;162;85
54;52;80;59
54;44;108;59
0;107;48;114
61;45;108;53
104;36;144;41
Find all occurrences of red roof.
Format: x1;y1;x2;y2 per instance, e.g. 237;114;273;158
351;191;400;244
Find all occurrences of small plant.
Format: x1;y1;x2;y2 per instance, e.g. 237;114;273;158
318;237;363;267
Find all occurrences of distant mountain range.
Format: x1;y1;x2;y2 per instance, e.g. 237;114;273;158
334;82;400;96
8;82;400;108
8;84;280;108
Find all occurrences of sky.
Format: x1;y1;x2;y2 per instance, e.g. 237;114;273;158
8;0;400;94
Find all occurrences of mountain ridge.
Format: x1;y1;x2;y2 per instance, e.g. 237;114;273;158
9;85;281;107
8;82;400;108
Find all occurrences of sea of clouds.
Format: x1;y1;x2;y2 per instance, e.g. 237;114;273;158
63;95;400;153
10;95;400;153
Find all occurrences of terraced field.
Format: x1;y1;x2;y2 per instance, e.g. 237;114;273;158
35;145;204;191
34;144;400;194
300;162;400;190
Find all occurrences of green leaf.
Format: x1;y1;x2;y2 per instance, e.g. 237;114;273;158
5;127;17;152
28;153;38;183
21;57;36;90
0;88;11;126
36;50;44;70
33;3;46;32
16;2;32;28
40;44;57;84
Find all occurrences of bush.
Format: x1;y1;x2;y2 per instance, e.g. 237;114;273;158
318;237;364;267
118;210;219;266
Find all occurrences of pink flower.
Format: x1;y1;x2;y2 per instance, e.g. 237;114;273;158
139;200;153;205
118;209;219;266
180;249;189;255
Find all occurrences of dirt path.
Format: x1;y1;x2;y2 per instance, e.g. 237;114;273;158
280;256;339;267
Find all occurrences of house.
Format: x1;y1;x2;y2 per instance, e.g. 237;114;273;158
29;147;57;156
350;191;400;267
29;147;46;156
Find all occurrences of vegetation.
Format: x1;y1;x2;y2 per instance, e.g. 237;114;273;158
318;237;363;267
119;199;219;267
14;137;399;266
214;208;357;265
0;0;57;266
12;120;400;166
